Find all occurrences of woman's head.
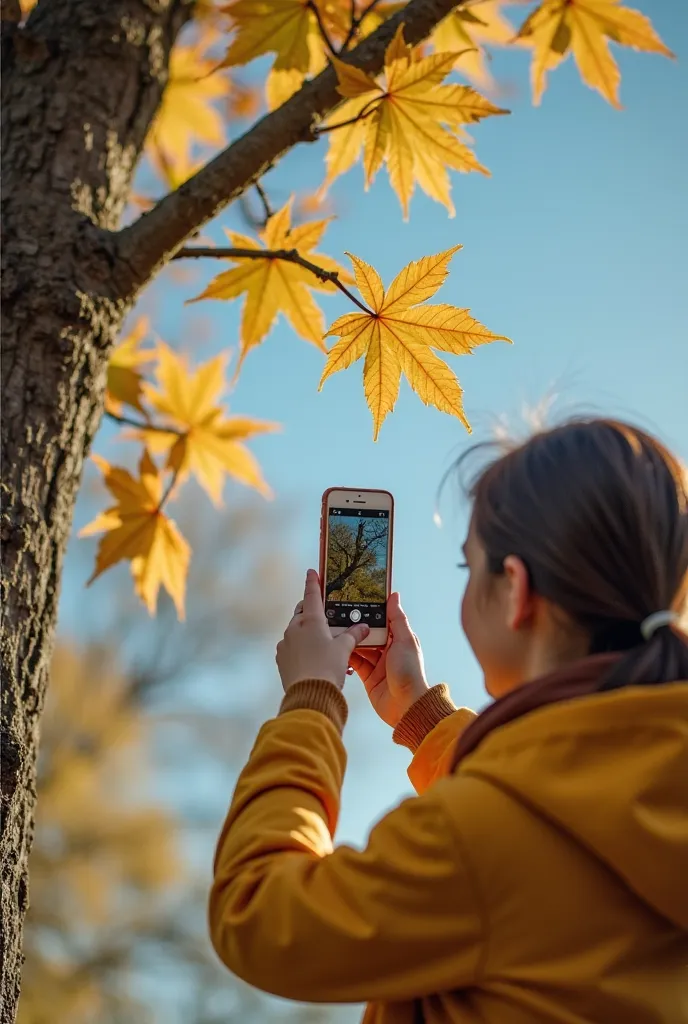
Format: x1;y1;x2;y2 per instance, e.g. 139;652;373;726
457;419;688;698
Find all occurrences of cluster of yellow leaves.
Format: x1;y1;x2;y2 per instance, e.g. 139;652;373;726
320;246;511;438
141;0;672;197
323;26;508;218
516;0;674;108
189;197;351;370
139;0;670;198
85;329;276;617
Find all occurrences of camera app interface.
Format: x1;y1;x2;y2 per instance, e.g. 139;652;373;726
325;507;389;628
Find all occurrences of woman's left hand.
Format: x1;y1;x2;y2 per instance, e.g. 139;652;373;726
276;569;370;692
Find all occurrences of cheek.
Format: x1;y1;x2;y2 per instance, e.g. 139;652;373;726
460;574;509;695
460;574;479;649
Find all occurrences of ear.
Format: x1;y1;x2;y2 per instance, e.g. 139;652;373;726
502;555;535;631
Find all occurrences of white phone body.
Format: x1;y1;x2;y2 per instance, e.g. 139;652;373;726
320;487;394;648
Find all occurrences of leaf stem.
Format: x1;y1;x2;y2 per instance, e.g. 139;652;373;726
254;180;274;224
315;97;381;134
158;459;184;511
307;0;337;55
173;246;373;315
105;410;183;436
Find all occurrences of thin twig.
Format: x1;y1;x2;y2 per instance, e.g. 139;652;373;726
174;246;373;315
105;410;183;435
254;181;274;224
159;459;184;510
315;97;381;134
307;0;337;55
341;0;387;51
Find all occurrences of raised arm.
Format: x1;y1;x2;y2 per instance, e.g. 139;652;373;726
210;703;484;1004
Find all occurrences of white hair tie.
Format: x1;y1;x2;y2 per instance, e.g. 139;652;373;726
640;610;679;641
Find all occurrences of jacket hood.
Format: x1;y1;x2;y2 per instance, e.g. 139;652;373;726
462;681;688;929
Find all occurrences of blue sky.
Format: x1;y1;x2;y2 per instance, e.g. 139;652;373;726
60;0;687;854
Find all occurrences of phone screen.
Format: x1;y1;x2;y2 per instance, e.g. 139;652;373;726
325;506;390;629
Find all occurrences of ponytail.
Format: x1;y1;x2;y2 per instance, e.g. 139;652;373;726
599;624;688;691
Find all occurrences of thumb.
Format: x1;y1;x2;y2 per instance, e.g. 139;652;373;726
338;623;370;654
388;592;414;641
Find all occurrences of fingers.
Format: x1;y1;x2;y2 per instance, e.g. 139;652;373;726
293;600;304;617
352;648;381;668
349;652;366;673
387;592;414;641
349;648;381;683
338;622;370;654
302;569;324;616
358;648;388;691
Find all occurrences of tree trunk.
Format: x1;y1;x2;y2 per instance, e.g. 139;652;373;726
0;2;192;1019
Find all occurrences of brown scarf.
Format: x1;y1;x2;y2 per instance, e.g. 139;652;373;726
450;652;621;772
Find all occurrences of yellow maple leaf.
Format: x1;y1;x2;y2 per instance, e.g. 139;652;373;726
515;0;674;108
221;0;314;70
146;41;231;186
324;25;508;218
80;451;190;619
319;247;511;439
188;198;350;370
431;1;515;90
137;344;278;506
221;0;348;108
105;318;153;417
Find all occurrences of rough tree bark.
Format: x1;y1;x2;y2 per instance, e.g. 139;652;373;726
0;2;195;1017
0;0;465;1019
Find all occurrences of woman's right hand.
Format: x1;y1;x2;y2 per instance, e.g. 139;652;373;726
350;593;429;728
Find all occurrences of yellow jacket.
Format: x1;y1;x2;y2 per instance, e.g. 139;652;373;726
210;677;688;1023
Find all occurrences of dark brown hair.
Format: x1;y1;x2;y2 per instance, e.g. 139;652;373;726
464;418;688;690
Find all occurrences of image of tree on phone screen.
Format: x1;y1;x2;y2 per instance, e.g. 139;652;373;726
326;516;388;601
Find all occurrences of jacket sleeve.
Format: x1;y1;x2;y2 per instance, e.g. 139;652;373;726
391;685;477;795
209;707;485;1005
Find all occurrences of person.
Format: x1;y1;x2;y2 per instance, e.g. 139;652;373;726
209;418;688;1024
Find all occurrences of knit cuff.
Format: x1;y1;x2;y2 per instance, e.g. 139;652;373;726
279;679;349;735
392;684;457;752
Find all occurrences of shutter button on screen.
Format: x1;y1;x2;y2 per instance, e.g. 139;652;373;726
349;609;362;623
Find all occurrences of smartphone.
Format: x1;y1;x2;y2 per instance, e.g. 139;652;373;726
319;487;394;648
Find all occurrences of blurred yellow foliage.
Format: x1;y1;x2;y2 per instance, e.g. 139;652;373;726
19;644;182;1024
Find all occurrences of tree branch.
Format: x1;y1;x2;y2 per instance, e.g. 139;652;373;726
117;0;469;292
173;245;372;314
